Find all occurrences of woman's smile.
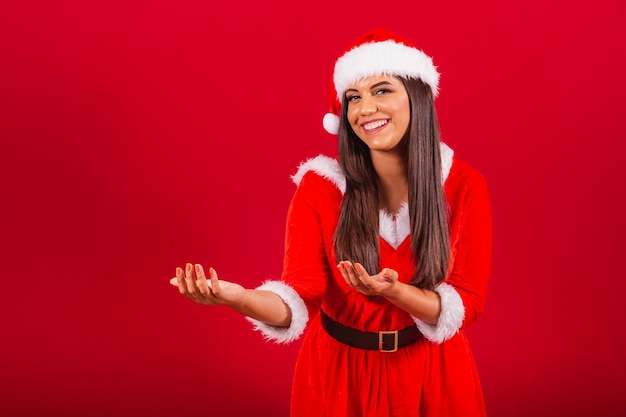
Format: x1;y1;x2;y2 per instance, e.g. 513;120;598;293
361;118;389;133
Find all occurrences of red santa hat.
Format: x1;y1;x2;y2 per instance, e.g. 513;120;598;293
322;28;440;135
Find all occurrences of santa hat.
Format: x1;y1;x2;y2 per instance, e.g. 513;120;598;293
322;28;440;135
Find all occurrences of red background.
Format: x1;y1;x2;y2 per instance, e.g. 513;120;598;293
1;1;625;416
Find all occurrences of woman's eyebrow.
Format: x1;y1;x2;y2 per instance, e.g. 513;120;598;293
370;81;393;88
345;81;394;94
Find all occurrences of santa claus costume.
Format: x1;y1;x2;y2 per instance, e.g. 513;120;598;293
247;28;493;417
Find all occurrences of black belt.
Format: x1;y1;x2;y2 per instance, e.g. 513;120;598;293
320;309;422;352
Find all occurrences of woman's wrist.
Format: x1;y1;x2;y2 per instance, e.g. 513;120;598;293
380;280;405;301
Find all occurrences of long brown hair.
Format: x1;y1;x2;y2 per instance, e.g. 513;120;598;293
333;77;450;289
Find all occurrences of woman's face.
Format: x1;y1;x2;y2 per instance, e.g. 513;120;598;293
345;74;410;154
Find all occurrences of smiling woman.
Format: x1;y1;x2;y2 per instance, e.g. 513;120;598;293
344;76;411;155
170;28;492;417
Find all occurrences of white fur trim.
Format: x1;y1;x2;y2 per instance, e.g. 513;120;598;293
245;280;309;344
411;282;464;343
291;155;346;193
323;113;340;135
291;143;452;194
334;40;440;100
440;142;454;183
379;202;410;249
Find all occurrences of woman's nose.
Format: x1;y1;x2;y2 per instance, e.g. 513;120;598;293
359;96;377;116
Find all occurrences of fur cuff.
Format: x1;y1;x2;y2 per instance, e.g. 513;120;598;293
411;282;464;343
245;280;309;344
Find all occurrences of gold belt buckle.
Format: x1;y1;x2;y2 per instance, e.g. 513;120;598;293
379;330;398;352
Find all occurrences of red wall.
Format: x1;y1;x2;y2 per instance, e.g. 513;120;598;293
1;1;625;416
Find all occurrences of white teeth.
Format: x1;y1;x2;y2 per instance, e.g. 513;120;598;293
363;120;388;131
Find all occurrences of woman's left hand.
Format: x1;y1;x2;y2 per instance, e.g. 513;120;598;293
337;261;398;296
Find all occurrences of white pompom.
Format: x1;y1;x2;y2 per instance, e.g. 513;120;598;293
322;113;340;135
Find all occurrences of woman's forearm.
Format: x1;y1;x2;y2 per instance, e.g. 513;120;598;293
383;282;441;325
231;289;292;327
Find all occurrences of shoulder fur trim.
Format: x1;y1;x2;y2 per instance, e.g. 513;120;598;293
291;143;454;193
291;154;346;193
440;142;454;183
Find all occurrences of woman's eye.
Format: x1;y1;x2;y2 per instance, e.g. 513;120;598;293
346;95;360;102
374;88;391;95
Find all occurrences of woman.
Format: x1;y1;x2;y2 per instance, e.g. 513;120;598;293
170;28;493;417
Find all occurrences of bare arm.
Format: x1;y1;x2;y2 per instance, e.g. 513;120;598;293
170;263;292;327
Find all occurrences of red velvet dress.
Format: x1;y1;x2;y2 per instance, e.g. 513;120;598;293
248;148;493;417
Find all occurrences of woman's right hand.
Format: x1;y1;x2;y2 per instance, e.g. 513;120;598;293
169;263;245;307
